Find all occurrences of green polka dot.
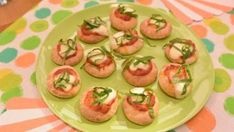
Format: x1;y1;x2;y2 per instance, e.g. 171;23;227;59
205;18;229;35
0;31;16;45
201;38;214;53
30;20;49;32
1;86;22;104
51;10;72;24
31;72;36;85
6;18;27;34
84;1;99;8
0;48;18;63
214;68;231;92
224;34;234;51
62;0;78;8
224;96;234;115
21;36;41;50
0;70;22;92
219;53;234;69
117;0;134;2
228;10;234;14
35;8;51;19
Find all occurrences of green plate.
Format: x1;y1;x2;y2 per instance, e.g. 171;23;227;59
36;3;214;132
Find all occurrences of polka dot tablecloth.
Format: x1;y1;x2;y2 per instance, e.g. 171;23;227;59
0;0;234;131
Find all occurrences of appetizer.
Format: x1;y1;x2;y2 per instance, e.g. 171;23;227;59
80;87;118;122
163;38;198;64
140;14;172;39
77;16;108;44
47;66;80;98
110;4;137;31
122;56;158;87
159;63;192;99
111;30;143;55
82;47;116;78
123;87;158;125
51;37;83;66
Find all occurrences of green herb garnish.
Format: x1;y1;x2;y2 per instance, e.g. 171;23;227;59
53;72;76;89
84;16;105;29
149;14;167;32
129;88;155;118
80;47;112;69
59;37;77;64
122;56;154;69
163;38;195;63
118;4;137;18
173;64;192;95
92;87;113;105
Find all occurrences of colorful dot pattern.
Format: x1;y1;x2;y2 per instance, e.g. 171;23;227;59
0;0;233;132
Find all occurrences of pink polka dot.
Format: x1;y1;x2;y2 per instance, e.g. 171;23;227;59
186;107;216;132
137;0;153;5
49;0;62;4
191;24;208;38
15;52;36;68
230;14;234;25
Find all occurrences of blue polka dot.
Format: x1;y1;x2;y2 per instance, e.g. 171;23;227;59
201;38;214;53
35;8;51;19
0;48;18;63
84;1;99;8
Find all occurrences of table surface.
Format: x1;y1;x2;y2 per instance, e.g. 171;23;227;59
0;0;234;132
0;0;40;32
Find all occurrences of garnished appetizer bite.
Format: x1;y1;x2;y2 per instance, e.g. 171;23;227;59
51;37;83;66
111;30;143;55
78;16;108;44
110;4;137;31
82;47;116;78
80;87;118;122
140;14;172;39
163;38;198;64
122;56;158;87
47;66;80;98
159;63;192;99
123;87;158;125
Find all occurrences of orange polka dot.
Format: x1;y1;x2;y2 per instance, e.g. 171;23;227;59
15;52;36;68
48;0;62;4
231;14;234;25
137;0;153;5
186;107;216;132
190;24;208;38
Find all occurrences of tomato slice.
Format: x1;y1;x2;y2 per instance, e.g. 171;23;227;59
127;62;153;76
114;9;131;21
87;56;113;69
164;64;188;83
81;25;101;36
84;91;115;114
57;44;77;59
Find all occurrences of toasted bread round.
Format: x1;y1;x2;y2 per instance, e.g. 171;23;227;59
123;62;158;87
110;9;137;31
79;88;119;122
123;95;159;125
51;44;84;66
164;42;198;64
140;19;172;39
158;63;192;99
84;59;116;78
47;66;80;98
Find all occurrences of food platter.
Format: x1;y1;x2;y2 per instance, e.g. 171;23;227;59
36;3;214;132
